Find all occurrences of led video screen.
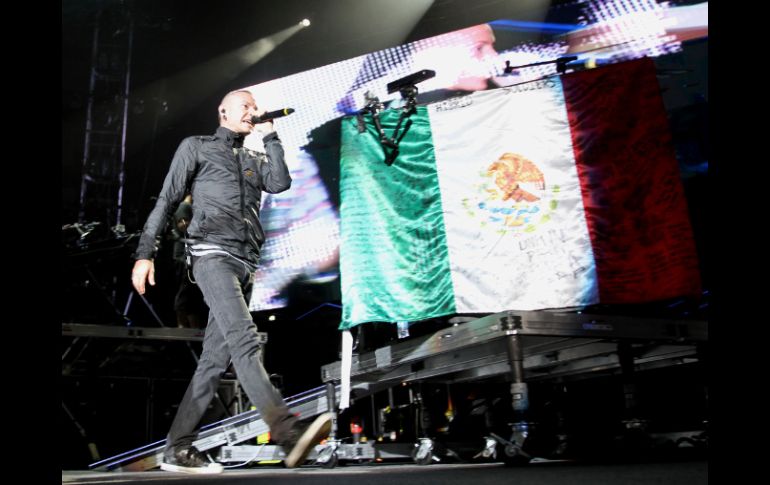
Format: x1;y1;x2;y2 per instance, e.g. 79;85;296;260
238;1;706;312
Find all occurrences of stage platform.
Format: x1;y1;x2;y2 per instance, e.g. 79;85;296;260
83;308;707;472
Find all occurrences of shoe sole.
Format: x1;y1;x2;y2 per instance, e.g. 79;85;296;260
284;413;333;468
160;462;224;474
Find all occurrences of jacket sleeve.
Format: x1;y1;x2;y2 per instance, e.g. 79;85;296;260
134;137;199;260
260;131;292;194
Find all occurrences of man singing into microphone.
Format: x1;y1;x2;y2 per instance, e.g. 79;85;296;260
131;90;332;473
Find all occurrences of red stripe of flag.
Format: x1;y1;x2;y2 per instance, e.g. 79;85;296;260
563;58;701;303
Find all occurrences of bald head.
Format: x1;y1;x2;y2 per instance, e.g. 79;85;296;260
219;90;253;110
218;90;258;134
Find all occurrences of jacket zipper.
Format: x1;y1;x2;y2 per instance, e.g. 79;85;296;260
234;147;249;255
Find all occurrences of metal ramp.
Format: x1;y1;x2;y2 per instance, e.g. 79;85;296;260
89;384;338;471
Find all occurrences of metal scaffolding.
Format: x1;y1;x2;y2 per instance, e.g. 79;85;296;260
78;1;134;231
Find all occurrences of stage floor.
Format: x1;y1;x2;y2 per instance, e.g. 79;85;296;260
62;459;707;485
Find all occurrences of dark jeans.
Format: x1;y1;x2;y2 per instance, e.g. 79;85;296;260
173;265;209;329
165;254;297;454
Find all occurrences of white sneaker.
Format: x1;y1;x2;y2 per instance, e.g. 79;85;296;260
160;446;224;474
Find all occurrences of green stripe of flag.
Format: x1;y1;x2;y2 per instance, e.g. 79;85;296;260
339;106;455;329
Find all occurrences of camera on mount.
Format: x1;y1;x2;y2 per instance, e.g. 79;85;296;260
358;70;436;166
386;69;436;96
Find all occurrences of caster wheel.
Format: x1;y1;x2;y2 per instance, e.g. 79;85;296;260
319;451;338;469
502;445;531;466
411;447;433;466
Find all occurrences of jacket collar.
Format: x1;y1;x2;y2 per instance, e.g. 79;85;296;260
215;126;245;148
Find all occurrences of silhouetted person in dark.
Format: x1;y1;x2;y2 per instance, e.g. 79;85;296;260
169;195;208;329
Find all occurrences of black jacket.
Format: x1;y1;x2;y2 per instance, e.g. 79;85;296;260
135;126;292;263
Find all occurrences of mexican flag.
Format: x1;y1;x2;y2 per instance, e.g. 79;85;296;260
338;58;701;330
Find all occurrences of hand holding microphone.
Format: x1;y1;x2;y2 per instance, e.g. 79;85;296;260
250;107;294;135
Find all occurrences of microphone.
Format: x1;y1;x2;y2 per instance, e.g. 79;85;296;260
251;108;295;124
561;58;609;72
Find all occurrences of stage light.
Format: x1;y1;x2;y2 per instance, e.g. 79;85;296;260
300;18;310;27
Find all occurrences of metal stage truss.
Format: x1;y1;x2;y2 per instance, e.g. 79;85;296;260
83;308;707;471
